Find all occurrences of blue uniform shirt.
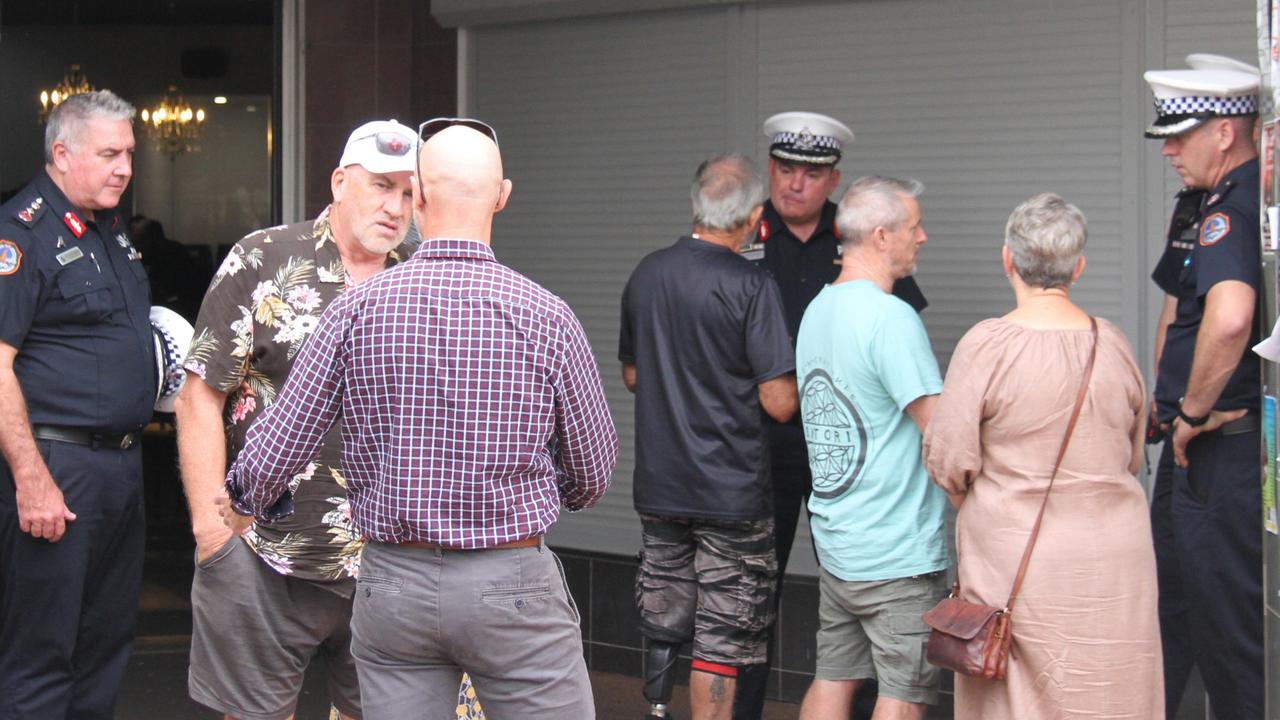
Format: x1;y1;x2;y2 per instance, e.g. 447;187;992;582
1154;157;1261;422
0;170;156;432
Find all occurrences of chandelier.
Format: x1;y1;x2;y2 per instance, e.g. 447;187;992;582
39;64;94;122
140;86;208;157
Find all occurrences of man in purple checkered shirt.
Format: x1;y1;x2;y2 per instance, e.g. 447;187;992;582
224;122;618;719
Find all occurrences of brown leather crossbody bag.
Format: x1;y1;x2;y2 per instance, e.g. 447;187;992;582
921;317;1098;679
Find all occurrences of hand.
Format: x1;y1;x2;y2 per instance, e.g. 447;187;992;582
215;494;254;536
1171;408;1247;468
15;469;76;542
931;473;970;497
193;524;233;564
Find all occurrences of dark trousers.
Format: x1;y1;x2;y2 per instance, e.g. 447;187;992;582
0;441;145;720
734;446;810;720
1152;434;1263;720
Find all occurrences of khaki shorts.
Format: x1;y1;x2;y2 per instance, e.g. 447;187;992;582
188;536;360;720
814;568;947;705
635;514;777;666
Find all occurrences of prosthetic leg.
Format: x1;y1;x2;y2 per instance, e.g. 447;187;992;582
644;640;682;719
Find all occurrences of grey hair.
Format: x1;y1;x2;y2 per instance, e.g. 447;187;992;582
1004;193;1087;290
835;175;925;246
691;154;764;231
44;90;135;163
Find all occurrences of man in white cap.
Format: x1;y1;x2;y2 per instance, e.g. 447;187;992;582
1143;57;1263;719
174;119;418;720
735;111;928;719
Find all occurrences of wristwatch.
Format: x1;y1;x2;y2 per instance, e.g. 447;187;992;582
1177;405;1210;427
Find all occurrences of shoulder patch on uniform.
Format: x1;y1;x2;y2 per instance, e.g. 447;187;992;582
0;240;22;275
1200;212;1230;246
14;196;45;227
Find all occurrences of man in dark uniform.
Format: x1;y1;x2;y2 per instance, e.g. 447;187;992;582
1143;58;1264;719
0;90;155;719
734;112;926;720
1145;182;1204;714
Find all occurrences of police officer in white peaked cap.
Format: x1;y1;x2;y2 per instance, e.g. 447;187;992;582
1142;55;1264;720
735;110;926;720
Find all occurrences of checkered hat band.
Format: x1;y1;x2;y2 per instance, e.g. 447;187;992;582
1156;94;1257;117
771;131;842;150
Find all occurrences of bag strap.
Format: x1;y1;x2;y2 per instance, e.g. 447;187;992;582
1002;316;1098;614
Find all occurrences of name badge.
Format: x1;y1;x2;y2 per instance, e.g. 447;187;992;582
56;246;84;266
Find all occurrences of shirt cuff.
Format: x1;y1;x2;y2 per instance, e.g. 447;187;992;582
225;476;296;522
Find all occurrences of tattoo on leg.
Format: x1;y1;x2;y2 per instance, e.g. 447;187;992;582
710;675;726;703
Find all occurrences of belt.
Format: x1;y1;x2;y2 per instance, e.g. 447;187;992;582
32;424;139;450
398;535;543;551
1206;413;1260;437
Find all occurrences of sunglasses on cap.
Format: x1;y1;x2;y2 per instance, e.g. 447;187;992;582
351;130;415;157
417;117;499;147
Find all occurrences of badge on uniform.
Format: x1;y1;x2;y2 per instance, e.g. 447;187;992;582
739;242;765;262
56;246;84;266
1200;212;1230;246
16;197;44;225
63;211;86;238
116;233;142;261
758;219;771;242
0;240;22;276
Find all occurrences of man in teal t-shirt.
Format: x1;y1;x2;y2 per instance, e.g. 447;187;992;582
794;176;948;720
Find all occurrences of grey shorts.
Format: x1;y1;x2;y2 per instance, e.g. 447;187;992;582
188;536;360;720
635;514;777;666
814;568;947;705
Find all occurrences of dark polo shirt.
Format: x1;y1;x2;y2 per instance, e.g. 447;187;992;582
620;235;794;520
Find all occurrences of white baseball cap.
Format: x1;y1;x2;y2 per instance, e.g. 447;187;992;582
337;120;418;174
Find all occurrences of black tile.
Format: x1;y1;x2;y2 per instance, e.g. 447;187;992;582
591;557;643;649
591;643;642;677
765;666;781;699
137;609;193;637
778;669;811;704
557;551;592;638
927;690;954;719
777;579;819;673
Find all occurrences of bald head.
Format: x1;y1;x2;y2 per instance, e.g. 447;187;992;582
414;125;511;244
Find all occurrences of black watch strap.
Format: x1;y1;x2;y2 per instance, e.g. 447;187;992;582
1178;406;1210;427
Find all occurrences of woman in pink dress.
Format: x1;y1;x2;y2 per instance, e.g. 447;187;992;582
923;193;1162;719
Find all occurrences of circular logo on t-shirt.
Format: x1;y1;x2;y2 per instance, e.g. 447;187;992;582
801;368;867;499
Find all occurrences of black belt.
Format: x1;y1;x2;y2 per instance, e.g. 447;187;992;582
32;424;139;450
1205;413;1260;437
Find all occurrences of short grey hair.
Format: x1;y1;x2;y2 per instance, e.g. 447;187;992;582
44;90;135;163
691;154;764;231
835;175;925;246
1004;193;1087;289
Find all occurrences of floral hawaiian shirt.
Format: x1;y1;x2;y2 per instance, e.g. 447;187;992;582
184;207;408;589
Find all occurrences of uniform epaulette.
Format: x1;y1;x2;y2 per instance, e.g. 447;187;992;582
1204;180;1236;209
14;196;46;227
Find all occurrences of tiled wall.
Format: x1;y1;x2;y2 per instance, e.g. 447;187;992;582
556;546;911;707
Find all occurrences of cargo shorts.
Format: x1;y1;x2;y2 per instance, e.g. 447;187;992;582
635;514;777;666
